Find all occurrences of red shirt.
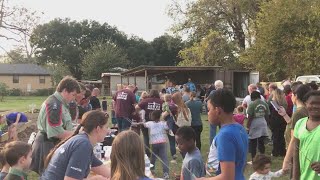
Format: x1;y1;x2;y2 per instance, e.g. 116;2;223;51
113;89;136;118
285;93;293;117
138;97;163;121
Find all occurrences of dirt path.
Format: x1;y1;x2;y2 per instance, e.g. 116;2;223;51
0;113;38;147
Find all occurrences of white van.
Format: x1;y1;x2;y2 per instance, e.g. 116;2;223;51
296;75;320;84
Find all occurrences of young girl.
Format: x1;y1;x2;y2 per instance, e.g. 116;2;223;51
233;105;246;126
135;110;170;179
162;94;175;136
111;130;152;180
249;154;284;180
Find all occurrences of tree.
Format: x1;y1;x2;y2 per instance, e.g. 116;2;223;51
30;18;128;79
178;31;239;68
241;0;320;81
168;0;266;50
82;41;128;79
151;34;184;66
3;48;37;63
0;0;41;58
125;36;156;67
0;82;8;102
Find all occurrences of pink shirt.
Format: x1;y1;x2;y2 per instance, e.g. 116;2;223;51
233;114;246;125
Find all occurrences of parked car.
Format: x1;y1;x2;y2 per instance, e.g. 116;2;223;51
296;75;320;84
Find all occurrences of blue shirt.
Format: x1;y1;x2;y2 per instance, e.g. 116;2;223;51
185;100;203;126
186;82;196;92
6;112;28;125
182;148;205;180
215;123;248;180
41;133;102;180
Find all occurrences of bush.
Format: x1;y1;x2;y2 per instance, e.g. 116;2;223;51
31;88;55;96
9;88;23;96
0;82;9;101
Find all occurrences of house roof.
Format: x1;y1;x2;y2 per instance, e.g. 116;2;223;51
121;65;223;76
101;73;121;77
0;64;51;75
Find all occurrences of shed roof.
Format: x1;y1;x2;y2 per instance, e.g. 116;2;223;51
121;65;223;76
0;64;51;75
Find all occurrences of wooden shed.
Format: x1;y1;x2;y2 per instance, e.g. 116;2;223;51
120;65;259;98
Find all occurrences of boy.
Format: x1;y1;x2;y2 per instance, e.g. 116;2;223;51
4;141;32;180
175;126;205;180
201;89;248;180
1;112;28;141
293;91;320;179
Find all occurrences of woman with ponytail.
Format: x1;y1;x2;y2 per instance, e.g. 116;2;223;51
41;110;111;180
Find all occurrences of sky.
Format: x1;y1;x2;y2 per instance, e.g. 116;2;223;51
1;0;176;54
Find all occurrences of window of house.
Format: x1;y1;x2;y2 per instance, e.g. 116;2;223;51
13;75;19;83
39;76;45;84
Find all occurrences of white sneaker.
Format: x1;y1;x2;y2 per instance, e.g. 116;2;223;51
170;159;177;164
169;130;174;136
247;161;252;165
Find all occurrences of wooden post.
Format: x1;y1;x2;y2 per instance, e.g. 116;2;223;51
127;75;129;85
120;75;123;87
145;70;148;92
134;73;137;86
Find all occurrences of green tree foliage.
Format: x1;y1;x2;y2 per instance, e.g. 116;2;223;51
30;18;128;79
241;0;320;81
169;0;266;49
3;48;37;64
178;31;239;67
0;82;8;101
82;41;128;79
151;34;184;66
125;36;156;67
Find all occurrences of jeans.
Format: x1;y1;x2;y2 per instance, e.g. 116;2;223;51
116;117;131;132
142;127;151;157
249;136;266;160
192;125;203;150
210;124;217;145
166;115;175;131
150;143;169;174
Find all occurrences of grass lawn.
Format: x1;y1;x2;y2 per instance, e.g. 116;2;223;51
1;96;288;179
0;96;47;112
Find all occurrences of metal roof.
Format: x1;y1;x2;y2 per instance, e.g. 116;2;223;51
0;64;51;75
121;65;223;76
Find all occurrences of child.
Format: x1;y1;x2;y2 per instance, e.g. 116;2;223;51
175;126;205;180
139;91;149;122
3;141;32;180
101;97;107;112
0;149;10;180
2;112;28;141
162;94;175;136
110;131;152;180
134;110;170;179
204;89;248;180
249;154;284;180
233;105;246;126
293;90;320;179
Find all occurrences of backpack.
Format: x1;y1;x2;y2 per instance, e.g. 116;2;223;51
175;108;192;127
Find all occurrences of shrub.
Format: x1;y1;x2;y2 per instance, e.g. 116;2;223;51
9;88;22;96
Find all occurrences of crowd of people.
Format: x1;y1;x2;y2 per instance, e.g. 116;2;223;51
0;76;319;180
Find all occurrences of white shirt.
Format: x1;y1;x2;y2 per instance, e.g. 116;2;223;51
144;121;168;144
249;169;284;180
242;94;266;107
